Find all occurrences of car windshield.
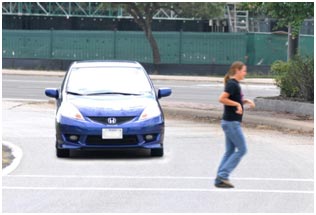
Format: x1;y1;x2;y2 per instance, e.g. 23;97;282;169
66;67;152;95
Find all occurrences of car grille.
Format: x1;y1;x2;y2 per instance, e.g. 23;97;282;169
86;135;138;145
88;116;136;125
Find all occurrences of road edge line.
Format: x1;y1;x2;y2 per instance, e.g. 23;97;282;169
2;186;314;194
2;141;23;176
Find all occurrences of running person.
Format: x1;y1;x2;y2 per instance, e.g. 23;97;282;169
215;61;255;188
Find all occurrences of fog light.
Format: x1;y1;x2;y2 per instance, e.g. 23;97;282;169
69;135;79;141
145;134;154;141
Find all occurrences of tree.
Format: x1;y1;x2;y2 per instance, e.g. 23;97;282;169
174;2;225;19
121;3;162;73
238;2;314;60
103;2;225;73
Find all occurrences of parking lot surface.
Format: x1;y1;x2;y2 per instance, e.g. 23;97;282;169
2;101;313;213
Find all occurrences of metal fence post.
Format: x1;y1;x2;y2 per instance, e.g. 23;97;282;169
179;29;183;64
50;29;53;59
113;29;117;59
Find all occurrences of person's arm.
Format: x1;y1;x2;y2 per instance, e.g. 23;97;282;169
219;92;243;115
243;99;256;108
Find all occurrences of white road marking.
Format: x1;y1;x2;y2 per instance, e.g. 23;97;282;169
2;186;313;194
4;174;314;182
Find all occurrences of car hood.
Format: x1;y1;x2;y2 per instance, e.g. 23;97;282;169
66;94;156;117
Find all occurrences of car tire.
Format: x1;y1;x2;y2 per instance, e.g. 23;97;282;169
56;148;70;158
151;148;164;157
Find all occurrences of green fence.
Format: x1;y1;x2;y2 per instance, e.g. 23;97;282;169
2;30;314;65
299;35;314;57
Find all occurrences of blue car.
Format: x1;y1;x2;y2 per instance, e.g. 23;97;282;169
45;61;172;158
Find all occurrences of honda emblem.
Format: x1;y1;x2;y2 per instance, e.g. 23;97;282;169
107;117;117;124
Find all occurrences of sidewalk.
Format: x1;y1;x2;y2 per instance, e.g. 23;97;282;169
2;69;275;85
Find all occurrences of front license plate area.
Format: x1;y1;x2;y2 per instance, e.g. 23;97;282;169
102;128;123;139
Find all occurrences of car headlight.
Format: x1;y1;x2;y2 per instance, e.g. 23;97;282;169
139;104;161;121
56;102;84;121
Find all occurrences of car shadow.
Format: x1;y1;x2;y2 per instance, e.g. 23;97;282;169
68;149;157;160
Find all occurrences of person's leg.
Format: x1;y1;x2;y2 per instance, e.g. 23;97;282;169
216;135;235;173
215;121;235;184
217;121;247;180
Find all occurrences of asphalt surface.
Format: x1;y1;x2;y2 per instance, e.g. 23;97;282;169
2;74;280;107
2;101;314;213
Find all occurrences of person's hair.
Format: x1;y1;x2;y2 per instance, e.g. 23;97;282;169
224;61;245;85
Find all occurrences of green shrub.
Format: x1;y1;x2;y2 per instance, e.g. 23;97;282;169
271;55;314;102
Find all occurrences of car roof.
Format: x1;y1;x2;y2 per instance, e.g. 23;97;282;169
70;60;143;69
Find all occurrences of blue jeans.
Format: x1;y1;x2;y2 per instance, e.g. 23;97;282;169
215;120;247;184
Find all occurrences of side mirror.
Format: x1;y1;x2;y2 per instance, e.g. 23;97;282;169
45;88;59;99
158;88;172;99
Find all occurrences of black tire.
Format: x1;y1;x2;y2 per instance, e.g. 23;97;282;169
151;148;164;157
56;148;70;158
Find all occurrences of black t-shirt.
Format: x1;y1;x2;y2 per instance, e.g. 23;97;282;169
222;79;244;122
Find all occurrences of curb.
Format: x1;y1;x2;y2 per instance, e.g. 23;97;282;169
163;107;314;133
2;141;23;176
254;97;314;117
2;70;65;77
150;75;275;85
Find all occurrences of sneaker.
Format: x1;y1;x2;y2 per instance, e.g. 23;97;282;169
215;181;234;188
215;177;234;188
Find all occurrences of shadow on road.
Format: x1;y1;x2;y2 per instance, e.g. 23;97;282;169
67;149;157;160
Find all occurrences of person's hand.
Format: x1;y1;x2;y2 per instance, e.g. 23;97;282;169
245;99;256;109
236;103;243;115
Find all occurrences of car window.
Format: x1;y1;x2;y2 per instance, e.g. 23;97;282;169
66;67;152;95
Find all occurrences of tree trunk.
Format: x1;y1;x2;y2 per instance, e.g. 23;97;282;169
287;24;299;61
145;28;161;74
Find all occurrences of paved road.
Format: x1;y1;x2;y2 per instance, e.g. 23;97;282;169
2;101;314;213
2;74;280;106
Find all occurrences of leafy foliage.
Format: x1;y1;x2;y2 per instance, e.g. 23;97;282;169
271;55;314;102
174;2;225;19
238;2;314;37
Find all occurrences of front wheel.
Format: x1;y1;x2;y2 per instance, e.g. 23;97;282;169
56;148;70;158
151;148;163;157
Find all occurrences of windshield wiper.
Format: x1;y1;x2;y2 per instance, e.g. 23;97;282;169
67;91;84;96
84;92;141;96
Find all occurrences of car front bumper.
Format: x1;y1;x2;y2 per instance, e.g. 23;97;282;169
55;116;164;150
